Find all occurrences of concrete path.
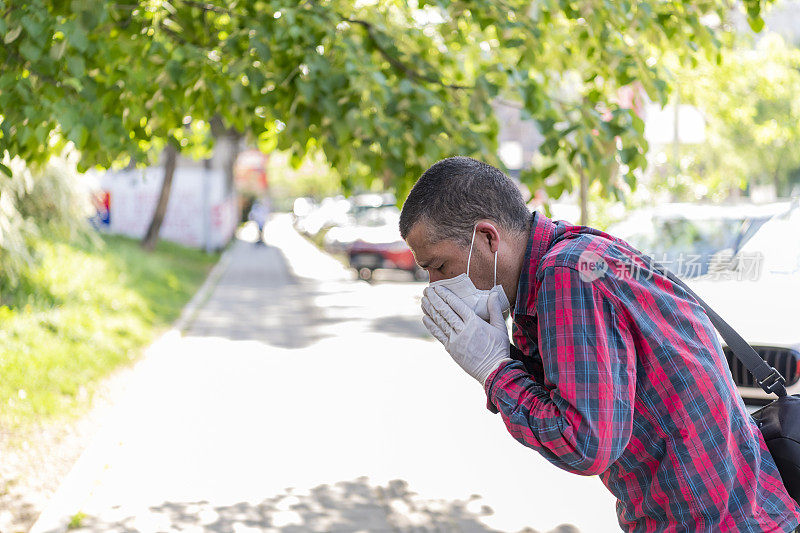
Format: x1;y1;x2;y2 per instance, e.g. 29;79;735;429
30;215;618;533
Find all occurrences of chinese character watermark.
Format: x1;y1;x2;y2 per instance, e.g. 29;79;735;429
576;251;764;282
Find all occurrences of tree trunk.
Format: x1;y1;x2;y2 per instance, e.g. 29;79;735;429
141;144;178;251
225;133;242;196
210;115;242;197
578;166;589;225
771;146;789;199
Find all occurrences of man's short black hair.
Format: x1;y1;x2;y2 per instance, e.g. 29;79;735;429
399;156;531;246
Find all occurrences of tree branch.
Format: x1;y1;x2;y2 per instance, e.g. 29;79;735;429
495;97;523;109
174;0;231;14
4;49;77;93
157;20;191;46
341;16;472;91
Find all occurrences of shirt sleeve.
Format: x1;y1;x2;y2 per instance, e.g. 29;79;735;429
484;265;637;476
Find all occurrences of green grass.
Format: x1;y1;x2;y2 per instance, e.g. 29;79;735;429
0;234;219;429
67;511;87;530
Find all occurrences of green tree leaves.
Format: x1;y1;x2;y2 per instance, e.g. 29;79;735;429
0;0;772;202
673;33;800;199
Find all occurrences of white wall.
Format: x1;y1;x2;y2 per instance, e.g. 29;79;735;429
97;165;236;251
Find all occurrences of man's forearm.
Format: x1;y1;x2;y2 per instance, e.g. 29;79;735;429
484;359;628;476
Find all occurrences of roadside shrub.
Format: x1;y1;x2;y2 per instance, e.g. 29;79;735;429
0;156;94;302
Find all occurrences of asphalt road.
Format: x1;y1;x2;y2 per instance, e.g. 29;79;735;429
30;215;618;533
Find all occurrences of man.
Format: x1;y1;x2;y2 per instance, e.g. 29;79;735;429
399;156;800;532
248;199;269;244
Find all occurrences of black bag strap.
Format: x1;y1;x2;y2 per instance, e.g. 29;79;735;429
652;261;787;397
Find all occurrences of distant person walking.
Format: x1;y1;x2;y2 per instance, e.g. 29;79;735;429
248;199;270;244
400;156;800;532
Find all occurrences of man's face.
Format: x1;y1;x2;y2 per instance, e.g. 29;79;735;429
405;221;496;288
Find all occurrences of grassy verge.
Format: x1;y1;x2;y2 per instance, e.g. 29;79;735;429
0;234;219;429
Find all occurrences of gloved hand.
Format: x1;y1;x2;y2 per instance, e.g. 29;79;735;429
421;285;511;385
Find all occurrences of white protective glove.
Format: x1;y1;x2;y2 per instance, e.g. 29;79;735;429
421;285;512;385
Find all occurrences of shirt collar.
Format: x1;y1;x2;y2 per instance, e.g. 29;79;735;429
513;210;557;318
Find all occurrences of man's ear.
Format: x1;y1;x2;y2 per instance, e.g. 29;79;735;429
474;220;501;254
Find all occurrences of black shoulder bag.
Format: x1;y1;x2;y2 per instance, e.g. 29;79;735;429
656;264;800;504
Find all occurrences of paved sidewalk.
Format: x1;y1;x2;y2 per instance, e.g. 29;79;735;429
30;216;617;533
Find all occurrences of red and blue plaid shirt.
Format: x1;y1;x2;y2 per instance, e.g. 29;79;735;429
484;212;800;532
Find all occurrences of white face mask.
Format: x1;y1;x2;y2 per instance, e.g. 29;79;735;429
429;225;511;321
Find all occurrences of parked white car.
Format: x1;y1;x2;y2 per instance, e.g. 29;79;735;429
294;196;351;236
610;202;789;277
688;199;800;404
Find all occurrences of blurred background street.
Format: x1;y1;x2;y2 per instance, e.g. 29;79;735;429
29;215;617;533
2;0;800;531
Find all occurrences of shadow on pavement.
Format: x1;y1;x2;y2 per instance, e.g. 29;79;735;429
188;241;433;347
370;315;430;340
70;477;580;533
0;479;39;533
188;243;334;349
